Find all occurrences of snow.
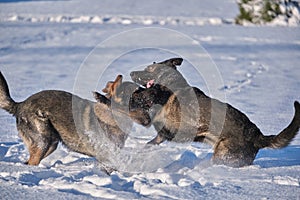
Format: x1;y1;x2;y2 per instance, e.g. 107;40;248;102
0;0;300;199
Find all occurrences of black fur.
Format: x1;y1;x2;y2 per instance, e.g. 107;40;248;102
99;75;151;127
130;58;300;167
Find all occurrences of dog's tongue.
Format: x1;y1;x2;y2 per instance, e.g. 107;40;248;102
146;79;154;88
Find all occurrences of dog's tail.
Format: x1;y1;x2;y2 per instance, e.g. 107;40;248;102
257;101;300;149
0;72;17;115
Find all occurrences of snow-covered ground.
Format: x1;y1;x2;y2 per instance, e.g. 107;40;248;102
0;0;300;199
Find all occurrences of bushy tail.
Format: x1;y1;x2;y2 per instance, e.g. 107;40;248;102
258;101;300;149
0;72;17;115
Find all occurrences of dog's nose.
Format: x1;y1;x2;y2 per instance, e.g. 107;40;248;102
130;72;134;77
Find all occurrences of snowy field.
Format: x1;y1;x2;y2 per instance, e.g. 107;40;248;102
0;0;300;199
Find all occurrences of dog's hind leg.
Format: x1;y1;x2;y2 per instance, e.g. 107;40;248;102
41;124;60;160
212;137;257;167
42;140;59;159
17;116;60;165
17;126;47;165
25;144;47;165
25;139;59;165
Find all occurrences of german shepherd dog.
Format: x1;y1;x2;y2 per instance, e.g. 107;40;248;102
0;72;144;172
130;58;300;167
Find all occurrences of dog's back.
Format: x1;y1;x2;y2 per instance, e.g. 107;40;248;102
130;58;300;167
0;72;129;170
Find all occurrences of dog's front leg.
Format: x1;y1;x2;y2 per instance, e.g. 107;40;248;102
147;135;165;145
147;122;177;145
147;126;172;145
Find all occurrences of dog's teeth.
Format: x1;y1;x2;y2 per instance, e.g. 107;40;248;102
138;78;141;81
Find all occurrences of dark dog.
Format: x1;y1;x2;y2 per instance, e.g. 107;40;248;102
130;58;300;167
0;72;137;172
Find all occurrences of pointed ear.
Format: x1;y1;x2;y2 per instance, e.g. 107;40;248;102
102;75;123;99
110;75;123;103
171;58;183;66
93;91;111;105
93;91;102;101
160;58;183;68
111;75;123;95
102;82;113;98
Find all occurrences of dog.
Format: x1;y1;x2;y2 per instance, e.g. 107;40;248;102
130;58;300;167
0;72;139;172
97;74;151;127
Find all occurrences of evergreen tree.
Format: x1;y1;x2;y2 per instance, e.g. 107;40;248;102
235;0;300;25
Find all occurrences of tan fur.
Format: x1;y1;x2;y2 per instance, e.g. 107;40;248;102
130;58;300;167
102;75;123;103
0;72;132;172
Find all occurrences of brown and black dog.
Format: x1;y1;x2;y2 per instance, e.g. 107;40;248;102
130;58;300;167
0;72;147;172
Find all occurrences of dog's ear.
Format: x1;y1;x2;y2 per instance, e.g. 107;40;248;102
102;75;123;99
111;75;123;95
102;82;113;98
160;58;183;68
93;91;111;105
170;58;183;66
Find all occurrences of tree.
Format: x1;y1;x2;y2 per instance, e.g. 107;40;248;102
235;0;300;26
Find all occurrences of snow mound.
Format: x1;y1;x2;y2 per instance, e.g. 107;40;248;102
1;14;232;26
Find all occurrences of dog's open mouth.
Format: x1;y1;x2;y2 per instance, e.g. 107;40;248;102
146;79;154;88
